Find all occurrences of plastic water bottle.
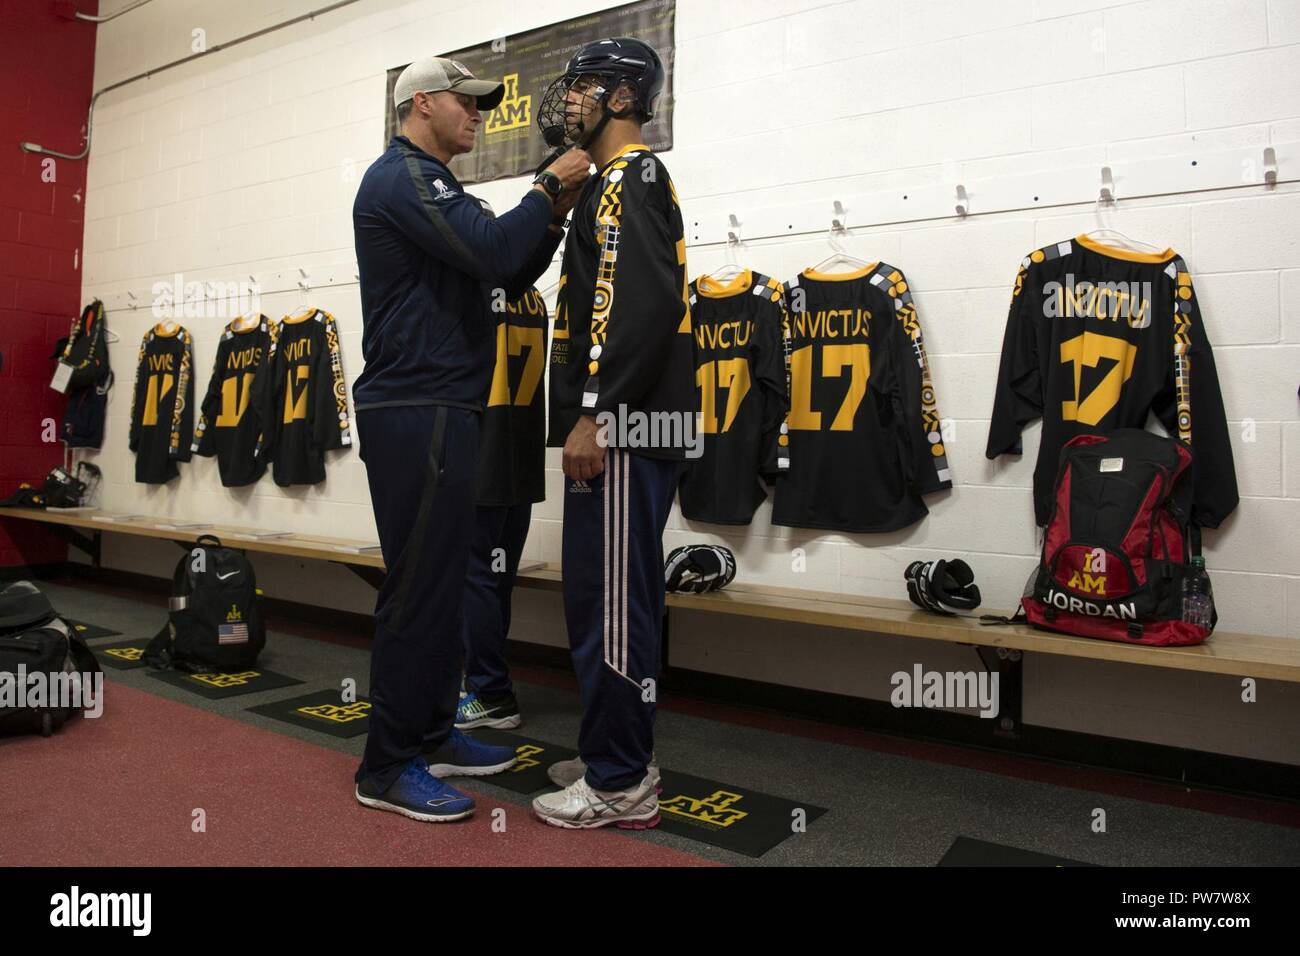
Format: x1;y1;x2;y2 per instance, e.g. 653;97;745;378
1182;556;1213;628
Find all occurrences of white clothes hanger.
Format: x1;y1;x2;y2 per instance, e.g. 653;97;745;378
1086;193;1164;252
702;232;746;284
808;226;871;273
1083;226;1164;253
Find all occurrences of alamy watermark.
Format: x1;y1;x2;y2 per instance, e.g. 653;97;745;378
890;664;999;719
594;404;703;459
0;665;103;718
1042;274;1153;327
50;886;150;936
150;273;261;320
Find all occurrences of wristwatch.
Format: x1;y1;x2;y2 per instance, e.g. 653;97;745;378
533;170;564;201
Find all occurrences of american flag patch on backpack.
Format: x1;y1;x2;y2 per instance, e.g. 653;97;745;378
218;622;249;645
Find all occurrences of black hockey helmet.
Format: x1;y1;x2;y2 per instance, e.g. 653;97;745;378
536;37;665;147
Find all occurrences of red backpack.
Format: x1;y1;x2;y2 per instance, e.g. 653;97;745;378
1021;429;1214;647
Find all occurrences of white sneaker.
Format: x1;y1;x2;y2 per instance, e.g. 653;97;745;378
531;774;659;830
547;755;661;790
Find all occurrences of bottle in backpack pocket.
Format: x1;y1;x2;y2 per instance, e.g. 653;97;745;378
1181;555;1213;629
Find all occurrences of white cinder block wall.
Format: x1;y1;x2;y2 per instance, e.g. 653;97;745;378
78;0;1300;763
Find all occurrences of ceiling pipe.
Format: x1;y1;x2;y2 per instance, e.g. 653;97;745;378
23;0;365;161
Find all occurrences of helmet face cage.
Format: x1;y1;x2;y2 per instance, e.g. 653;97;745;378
537;71;613;146
537;68;650;146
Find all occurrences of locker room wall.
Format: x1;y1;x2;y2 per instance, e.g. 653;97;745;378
0;0;100;569
78;0;1300;763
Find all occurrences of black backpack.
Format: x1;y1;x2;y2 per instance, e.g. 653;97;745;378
0;581;101;737
144;535;266;671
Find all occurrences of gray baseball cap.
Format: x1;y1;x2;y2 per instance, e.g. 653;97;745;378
393;56;505;111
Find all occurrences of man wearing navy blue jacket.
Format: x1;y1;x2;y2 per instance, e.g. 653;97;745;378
351;55;590;823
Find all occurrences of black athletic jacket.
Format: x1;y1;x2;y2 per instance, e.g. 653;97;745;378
351;135;561;411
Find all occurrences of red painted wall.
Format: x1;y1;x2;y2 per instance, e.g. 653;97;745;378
0;0;99;567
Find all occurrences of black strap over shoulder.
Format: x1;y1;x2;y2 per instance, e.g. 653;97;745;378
395;144;484;277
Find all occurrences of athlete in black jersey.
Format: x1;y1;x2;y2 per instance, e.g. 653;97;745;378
534;37;693;831
456;281;548;732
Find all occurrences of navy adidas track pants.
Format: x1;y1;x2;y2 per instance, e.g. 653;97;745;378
354;404;479;791
562;448;678;792
462;502;532;699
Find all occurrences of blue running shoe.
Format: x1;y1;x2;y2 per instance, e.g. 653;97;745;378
355;756;475;823
425;728;518;778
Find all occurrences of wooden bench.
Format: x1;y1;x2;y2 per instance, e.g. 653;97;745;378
5;504;1299;774
5;505;1296;678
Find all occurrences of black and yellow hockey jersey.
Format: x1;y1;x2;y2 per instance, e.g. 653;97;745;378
192;316;276;487
772;263;952;533
253;309;353;487
127;323;195;484
986;234;1238;528
547;143;697;460
477;287;548;507
678;270;789;524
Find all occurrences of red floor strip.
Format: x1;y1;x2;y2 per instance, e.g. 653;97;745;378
0;682;717;868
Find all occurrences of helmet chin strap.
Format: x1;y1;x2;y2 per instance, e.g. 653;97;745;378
571;83;635;150
574;108;613;149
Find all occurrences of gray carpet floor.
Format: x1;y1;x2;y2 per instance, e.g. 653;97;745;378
35;579;1300;867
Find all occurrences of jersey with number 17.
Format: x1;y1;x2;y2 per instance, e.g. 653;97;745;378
477;286;548;507
985;235;1238;528
192;317;276;487
774;263;952;533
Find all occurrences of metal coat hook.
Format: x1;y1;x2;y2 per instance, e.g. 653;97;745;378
726;212;741;245
1263;147;1277;187
831;200;848;232
296;267;312;309
1099;166;1115;205
125;289;138;311
955;184;969;217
